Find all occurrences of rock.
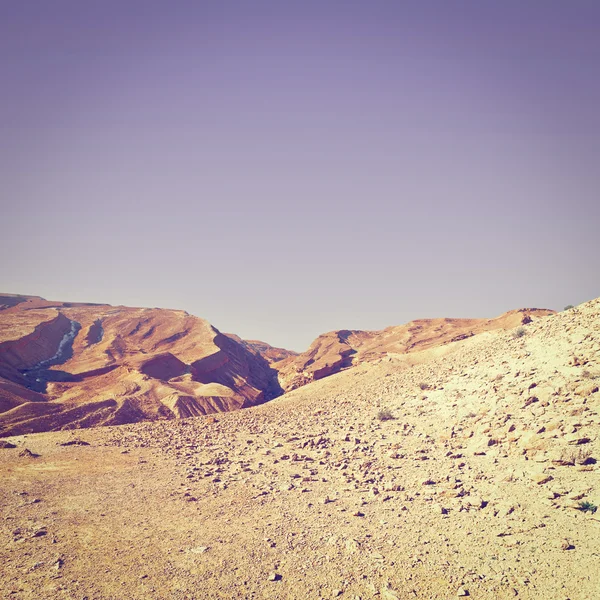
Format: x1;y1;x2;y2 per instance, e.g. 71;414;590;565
0;440;17;449
465;496;485;509
495;503;516;517
59;440;90;446
32;529;47;538
574;383;599;397
565;434;591;445
268;572;282;581
19;448;40;458
532;473;553;485
560;540;575;550
433;503;448;515
457;587;470;597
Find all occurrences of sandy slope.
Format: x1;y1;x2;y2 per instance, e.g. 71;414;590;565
0;300;598;599
273;309;554;391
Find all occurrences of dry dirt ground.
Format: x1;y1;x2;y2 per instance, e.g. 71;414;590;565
1;300;599;600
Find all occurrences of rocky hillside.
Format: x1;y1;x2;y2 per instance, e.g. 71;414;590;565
0;295;282;436
274;308;555;391
0;294;556;437
0;299;597;599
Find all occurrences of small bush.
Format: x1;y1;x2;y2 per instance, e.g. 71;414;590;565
513;327;526;339
577;500;597;514
377;408;394;421
418;382;430;391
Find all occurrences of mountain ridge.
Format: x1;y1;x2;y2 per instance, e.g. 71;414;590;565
0;293;555;436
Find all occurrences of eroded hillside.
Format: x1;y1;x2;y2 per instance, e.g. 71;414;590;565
274;308;554;391
0;295;282;436
0;294;560;438
0;299;597;599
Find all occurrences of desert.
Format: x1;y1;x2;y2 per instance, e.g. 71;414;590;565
1;295;598;599
2;3;599;598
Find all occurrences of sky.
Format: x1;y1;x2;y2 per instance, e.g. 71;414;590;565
1;1;599;351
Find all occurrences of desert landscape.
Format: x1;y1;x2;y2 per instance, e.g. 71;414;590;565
2;3;599;599
1;294;598;599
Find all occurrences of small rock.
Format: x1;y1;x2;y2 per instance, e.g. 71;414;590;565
565;435;591;445
0;441;17;449
457;587;470;597
268;572;282;581
19;449;40;458
32;529;47;538
433;503;448;515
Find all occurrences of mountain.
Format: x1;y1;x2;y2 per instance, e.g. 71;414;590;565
0;298;597;599
0;294;282;436
273;308;555;391
0;293;554;436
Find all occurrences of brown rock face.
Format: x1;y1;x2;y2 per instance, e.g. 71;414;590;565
273;309;555;391
0;295;283;436
225;334;298;364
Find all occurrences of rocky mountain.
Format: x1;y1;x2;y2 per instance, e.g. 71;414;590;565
0;294;554;437
273;309;555;391
0;298;597;599
0;294;282;436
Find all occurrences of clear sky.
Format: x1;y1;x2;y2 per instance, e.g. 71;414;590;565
2;1;599;351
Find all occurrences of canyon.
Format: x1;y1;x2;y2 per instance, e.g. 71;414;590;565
0;293;552;436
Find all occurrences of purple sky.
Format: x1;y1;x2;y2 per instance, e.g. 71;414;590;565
2;1;599;350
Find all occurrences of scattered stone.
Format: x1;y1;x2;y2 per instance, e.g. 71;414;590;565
457;587;470;597
268;572;282;581
565;435;591;445
32;529;47;538
59;440;90;446
560;540;575;551
0;440;17;449
19;449;40;458
532;473;553;485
